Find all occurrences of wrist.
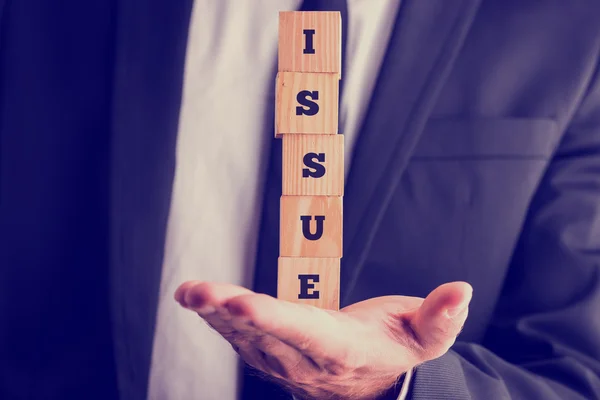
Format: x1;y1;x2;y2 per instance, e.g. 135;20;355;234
344;371;408;400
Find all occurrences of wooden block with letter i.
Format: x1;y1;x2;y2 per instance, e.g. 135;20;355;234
275;71;339;137
280;195;342;258
278;257;340;310
282;134;344;196
278;11;341;77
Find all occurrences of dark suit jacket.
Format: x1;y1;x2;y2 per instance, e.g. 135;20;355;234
1;1;600;399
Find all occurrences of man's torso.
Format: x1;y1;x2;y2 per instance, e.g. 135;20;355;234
1;1;599;399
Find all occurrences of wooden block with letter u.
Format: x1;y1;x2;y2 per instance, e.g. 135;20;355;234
280;195;342;258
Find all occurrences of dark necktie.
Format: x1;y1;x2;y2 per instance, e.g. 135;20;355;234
243;1;348;399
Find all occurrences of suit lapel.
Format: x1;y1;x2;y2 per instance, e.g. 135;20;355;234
109;1;193;399
341;0;482;304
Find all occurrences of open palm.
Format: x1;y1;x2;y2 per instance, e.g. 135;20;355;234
175;281;472;400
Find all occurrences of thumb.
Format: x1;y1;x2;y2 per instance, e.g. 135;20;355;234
410;281;472;360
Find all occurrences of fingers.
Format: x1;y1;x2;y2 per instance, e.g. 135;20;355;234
175;282;312;379
175;281;255;333
223;293;353;360
174;281;254;313
410;281;472;359
342;295;424;318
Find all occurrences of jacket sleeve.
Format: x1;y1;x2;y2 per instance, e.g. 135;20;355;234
408;56;600;399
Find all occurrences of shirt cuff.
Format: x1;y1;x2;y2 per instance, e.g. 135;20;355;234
397;367;414;400
290;368;413;400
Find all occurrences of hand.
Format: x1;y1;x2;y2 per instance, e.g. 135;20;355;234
174;281;472;400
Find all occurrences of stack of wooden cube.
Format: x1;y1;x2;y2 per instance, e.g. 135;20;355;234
275;11;343;311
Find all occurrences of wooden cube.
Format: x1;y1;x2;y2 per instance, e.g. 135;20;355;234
275;72;339;137
280;196;342;258
282;134;344;196
278;11;342;77
278;257;340;310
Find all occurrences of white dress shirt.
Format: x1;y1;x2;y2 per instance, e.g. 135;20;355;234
147;1;403;399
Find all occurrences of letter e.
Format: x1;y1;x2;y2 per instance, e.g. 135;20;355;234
298;274;319;299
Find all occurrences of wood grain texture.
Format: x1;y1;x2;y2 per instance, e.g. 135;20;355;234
282;134;344;196
275;72;339;137
278;11;341;77
278;257;340;310
280;196;342;258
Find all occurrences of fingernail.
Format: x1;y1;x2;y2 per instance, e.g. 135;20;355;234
177;297;188;308
445;304;468;318
174;288;188;307
195;305;216;315
445;288;473;318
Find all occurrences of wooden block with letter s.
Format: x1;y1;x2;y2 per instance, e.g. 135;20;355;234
275;72;339;137
282;134;344;196
278;257;340;310
278;11;342;77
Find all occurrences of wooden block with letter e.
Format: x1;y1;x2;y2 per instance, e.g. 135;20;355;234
278;11;341;77
278;257;340;311
275;71;339;137
282;134;344;196
280;195;342;258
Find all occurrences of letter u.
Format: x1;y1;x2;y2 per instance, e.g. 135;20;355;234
300;215;325;240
